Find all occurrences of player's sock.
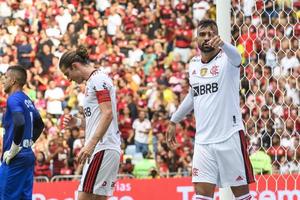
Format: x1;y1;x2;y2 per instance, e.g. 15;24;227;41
235;193;252;200
194;194;213;200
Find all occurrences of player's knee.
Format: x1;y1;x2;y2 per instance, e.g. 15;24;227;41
193;182;215;197
235;193;252;200
231;184;250;198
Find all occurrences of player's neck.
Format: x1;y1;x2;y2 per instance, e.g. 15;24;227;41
84;67;98;81
8;86;22;96
201;49;220;63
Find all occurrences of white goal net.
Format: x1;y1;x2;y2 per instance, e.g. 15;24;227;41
230;0;299;198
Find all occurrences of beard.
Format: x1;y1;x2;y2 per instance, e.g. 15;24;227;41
4;85;11;94
199;44;215;53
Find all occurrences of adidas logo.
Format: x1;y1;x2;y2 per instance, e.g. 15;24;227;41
236;176;243;181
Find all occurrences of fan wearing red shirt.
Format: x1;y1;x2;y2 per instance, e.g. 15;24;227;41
173;16;193;63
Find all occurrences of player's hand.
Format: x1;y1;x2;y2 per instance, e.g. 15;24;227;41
63;115;78;129
3;142;22;165
77;142;96;165
166;122;178;149
207;35;224;49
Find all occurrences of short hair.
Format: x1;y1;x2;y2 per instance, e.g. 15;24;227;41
7;65;27;86
59;45;89;70
197;19;218;33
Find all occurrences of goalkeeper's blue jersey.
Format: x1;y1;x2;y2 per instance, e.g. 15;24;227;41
1;91;40;157
0;91;40;199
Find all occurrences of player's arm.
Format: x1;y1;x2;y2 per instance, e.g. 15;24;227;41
221;42;242;66
208;35;242;67
78;100;113;164
90;101;113;145
170;88;194;124
167;88;193;149
32;114;45;142
3;97;25;164
11;112;25;145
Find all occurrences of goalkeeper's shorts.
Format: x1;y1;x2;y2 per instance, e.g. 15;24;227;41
0;150;35;200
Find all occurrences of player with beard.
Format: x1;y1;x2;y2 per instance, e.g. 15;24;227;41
166;19;254;200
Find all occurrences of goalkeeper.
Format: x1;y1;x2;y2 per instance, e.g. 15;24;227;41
0;65;44;200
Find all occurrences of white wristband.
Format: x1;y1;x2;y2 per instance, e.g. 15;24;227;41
76;118;82;127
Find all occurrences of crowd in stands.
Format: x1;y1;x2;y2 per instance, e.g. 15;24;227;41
0;0;299;179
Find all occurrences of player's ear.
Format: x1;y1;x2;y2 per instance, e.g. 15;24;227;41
71;62;80;70
10;74;17;85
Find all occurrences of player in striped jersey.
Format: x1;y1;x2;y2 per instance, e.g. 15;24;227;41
59;46;121;200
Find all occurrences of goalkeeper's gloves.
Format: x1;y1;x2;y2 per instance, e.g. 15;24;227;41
3;142;22;165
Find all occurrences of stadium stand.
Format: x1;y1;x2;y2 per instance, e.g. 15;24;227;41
0;0;299;182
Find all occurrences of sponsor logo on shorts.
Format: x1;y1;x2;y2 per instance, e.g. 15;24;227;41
111;182;115;188
236;176;244;181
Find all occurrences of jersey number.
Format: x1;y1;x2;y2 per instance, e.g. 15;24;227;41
84;107;91;117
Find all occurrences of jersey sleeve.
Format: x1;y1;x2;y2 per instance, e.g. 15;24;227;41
91;73;113;104
170;88;194;123
221;42;242;67
7;96;23;113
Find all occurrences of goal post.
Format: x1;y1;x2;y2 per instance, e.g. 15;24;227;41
216;0;231;43
216;0;236;199
217;0;299;199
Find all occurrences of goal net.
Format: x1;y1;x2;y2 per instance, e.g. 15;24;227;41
230;0;299;198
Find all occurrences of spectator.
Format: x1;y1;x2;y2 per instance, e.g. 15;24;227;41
192;0;210;24
120;157;134;176
0;0;298;179
250;139;273;175
0;54;10;74
36;44;54;73
133;152;156;178
127;94;138;121
55;6;72;35
132;111;151;155
141;45;157;76
0;27;13;54
173;16;193;63
48;135;70;176
37;30;54;54
17;34;34;69
281;50;299;75
44;80;65;117
34;151;51;178
107;3;122;39
119;107;134;146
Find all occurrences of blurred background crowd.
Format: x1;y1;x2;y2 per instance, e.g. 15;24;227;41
0;0;299;180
